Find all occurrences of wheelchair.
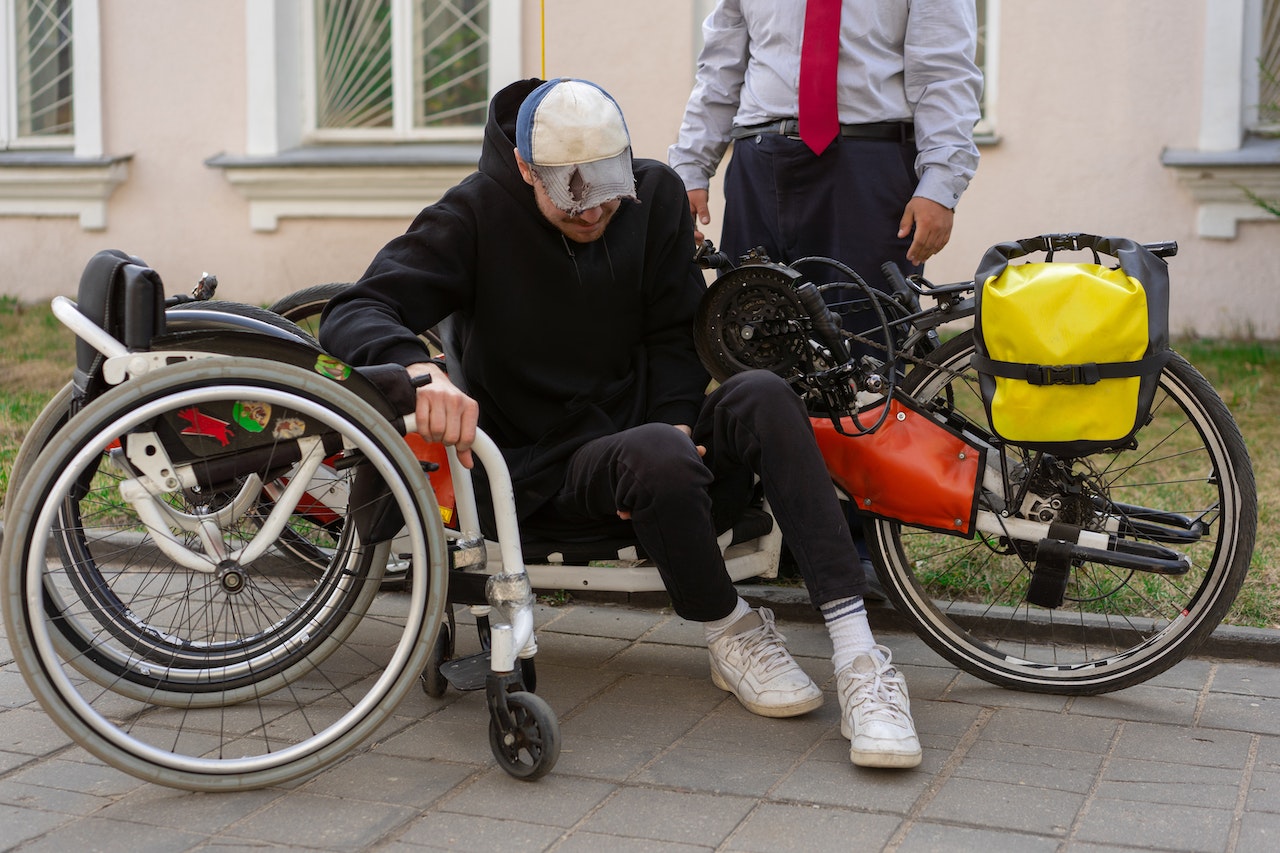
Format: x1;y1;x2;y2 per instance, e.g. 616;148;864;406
1;251;781;791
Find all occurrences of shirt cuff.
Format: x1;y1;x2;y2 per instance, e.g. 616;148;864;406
914;169;968;209
672;162;712;193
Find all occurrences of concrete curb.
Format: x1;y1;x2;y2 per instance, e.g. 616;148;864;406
4;521;1275;665
731;582;1280;665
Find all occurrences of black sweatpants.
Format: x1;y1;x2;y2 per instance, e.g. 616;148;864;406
540;370;867;622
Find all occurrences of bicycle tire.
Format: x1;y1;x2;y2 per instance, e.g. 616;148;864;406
2;357;448;790
865;331;1256;694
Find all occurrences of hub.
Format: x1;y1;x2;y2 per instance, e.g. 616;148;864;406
216;561;248;594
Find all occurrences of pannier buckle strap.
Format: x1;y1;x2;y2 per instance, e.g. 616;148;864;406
1025;364;1102;386
1044;233;1085;253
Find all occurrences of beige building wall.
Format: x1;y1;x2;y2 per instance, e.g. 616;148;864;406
1;0;1277;338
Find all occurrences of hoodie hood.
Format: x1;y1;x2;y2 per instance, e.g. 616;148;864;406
478;78;545;214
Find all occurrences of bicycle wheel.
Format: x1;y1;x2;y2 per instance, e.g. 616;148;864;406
866;331;1256;694
1;357;448;790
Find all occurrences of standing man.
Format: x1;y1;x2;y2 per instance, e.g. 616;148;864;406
321;77;922;769
669;0;982;293
669;0;983;594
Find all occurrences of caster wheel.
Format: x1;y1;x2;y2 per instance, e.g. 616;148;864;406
488;691;560;781
420;609;457;698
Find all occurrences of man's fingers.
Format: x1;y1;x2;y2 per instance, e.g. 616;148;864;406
687;189;711;227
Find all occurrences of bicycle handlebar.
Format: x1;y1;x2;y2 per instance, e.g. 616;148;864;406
793;282;851;364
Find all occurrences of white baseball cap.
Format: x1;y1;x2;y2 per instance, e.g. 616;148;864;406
516;79;638;215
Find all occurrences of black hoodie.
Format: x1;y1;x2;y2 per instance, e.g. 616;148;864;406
320;78;711;522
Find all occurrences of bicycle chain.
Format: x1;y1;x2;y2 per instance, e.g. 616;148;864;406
837;325;971;387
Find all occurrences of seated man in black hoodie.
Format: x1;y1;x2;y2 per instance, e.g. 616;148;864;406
320;77;920;769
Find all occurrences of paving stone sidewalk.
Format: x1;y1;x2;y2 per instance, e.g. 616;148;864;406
2;597;1279;853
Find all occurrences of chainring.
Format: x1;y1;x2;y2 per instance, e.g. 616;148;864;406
695;263;809;383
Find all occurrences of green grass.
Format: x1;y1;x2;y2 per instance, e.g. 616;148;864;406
1177;338;1280;629
3;299;1279;628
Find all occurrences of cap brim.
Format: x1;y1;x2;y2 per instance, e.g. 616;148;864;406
535;149;637;216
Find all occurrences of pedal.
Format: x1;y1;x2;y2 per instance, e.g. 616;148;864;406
1026;538;1073;608
439;651;491;691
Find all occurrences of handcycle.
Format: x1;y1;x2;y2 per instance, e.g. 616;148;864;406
691;234;1256;694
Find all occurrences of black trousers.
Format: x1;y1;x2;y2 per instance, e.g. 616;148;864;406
721;131;923;341
538;370;866;622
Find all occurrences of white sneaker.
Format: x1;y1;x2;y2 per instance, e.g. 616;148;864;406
707;607;824;718
837;645;922;768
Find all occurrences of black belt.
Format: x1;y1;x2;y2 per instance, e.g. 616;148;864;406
731;119;913;143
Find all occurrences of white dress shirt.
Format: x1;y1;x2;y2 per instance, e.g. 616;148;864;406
669;0;983;208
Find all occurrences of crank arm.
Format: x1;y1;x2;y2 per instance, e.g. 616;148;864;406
976;511;1192;575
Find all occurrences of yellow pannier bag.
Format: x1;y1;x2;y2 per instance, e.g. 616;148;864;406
971;234;1171;457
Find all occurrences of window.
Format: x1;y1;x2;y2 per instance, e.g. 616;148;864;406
1161;0;1280;237
308;0;493;140
1251;0;1279;133
1;0;123;229
3;0;73;147
214;0;520;230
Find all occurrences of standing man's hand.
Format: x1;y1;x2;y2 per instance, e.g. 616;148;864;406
687;189;711;243
407;362;480;469
899;197;955;265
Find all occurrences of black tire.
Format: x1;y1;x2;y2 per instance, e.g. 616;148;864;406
420;609;457;698
10;300;407;645
2;357;448;790
866;331;1256;694
168;298;321;348
268;282;443;354
488;691;560;781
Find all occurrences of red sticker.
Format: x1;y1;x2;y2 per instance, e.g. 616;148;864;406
178;408;234;446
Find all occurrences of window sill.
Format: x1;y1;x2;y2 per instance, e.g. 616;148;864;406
206;144;482;231
0;151;132;230
1161;136;1280;238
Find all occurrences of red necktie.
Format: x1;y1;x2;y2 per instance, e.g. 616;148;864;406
798;0;841;155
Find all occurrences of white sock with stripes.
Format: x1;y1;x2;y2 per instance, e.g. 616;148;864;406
821;596;876;673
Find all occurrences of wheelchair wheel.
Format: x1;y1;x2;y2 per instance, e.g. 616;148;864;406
268;282;443;353
4;380;74;529
866;331;1256;694
419;607;457;698
6;300;318;512
267;284;446;590
1;357;448;790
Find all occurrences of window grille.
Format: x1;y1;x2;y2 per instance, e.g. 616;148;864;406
1259;0;1279;132
313;0;490;136
15;0;73;139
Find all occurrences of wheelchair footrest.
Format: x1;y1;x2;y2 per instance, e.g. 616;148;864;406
439;651;491;692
